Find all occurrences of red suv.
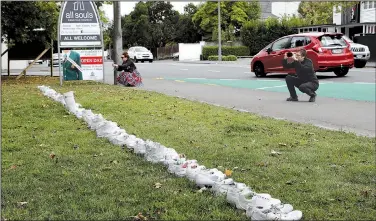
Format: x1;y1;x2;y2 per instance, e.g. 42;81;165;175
251;32;354;77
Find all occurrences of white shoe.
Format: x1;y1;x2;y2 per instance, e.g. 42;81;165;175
96;121;119;138
124;135;138;149
167;162;187;177
226;184;251;207
186;165;206;181
144;141;166;163
162;148;180;165
249;206;302;221
245;194;281;217
211;178;236;196
236;188;260;210
195;173;216;188
109;133;129;146
88;115;105;130
133;139;146;154
63;91;77;113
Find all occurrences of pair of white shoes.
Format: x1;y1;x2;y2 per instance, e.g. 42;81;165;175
225;187;302;220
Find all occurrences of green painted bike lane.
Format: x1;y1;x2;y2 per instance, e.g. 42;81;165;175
163;78;376;102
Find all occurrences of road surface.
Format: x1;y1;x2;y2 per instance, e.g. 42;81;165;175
3;59;375;137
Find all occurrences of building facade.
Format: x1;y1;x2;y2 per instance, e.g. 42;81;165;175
297;1;376;38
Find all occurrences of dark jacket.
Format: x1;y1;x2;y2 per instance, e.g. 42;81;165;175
282;58;318;83
117;59;136;72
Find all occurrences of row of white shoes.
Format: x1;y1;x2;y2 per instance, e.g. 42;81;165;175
37;85;303;221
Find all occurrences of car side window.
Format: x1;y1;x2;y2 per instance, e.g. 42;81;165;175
306;37;312;45
290;36;307;48
271;38;291;51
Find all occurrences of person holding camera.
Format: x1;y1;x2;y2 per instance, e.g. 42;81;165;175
282;48;319;102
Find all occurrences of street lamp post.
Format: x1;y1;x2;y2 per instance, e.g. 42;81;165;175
218;0;222;61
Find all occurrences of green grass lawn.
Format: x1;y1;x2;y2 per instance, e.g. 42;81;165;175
2;76;375;220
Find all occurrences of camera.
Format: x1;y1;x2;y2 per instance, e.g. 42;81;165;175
287;52;293;57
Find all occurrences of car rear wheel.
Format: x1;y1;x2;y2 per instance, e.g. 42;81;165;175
134;57;138;63
254;62;266;77
149;60;153;63
334;67;349;77
354;60;367;68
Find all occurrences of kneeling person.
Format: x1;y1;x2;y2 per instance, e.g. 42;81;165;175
282;49;319;102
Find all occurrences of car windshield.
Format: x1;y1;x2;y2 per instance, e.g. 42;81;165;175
135;48;148;52
319;35;347;47
342;35;354;43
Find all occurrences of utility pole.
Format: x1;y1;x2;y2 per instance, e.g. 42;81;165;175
218;0;222;61
113;1;122;85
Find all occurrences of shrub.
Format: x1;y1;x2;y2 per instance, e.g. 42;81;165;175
208;55;218;61
202;46;249;60
207;55;238;61
223;55;237;61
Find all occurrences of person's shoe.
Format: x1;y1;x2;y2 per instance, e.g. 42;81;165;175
309;94;316;102
286;97;298;102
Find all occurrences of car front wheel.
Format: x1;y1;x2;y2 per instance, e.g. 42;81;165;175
149;60;153;63
254;62;266;77
134;57;138;63
354;60;367;68
334;67;349;77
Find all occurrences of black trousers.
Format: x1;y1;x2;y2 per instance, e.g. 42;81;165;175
285;75;319;98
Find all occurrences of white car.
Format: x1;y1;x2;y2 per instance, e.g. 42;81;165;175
343;35;370;68
48;53;64;66
127;46;154;63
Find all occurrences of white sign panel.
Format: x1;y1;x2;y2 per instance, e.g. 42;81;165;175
62;49;103;81
59;1;101;46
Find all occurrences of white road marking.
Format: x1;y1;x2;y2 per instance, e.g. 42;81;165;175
244;71;252;74
256;79;281;82
208;70;220;72
180;69;188;71
219;79;240;80
256;85;287;90
354;82;376;84
256;82;332;90
186;78;206;79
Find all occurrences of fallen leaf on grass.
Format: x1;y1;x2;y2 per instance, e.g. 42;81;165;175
278;143;287;147
10;165;17;170
49;153;55;159
360;189;371;198
133;212;148;221
154;183;162;189
225;169;232;177
270;150;282;156
73;144;79;150
256;162;268;167
111;160;118;164
17;202;27;207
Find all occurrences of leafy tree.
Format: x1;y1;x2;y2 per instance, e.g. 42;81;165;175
174;4;202;43
192;1;261;40
241;16;300;55
1;1;59;45
298;1;360;25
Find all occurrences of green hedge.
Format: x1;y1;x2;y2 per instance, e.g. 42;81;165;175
202;46;249;60
240;17;302;55
208;55;237;61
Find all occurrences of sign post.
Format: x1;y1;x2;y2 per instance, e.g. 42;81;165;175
57;1;104;86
